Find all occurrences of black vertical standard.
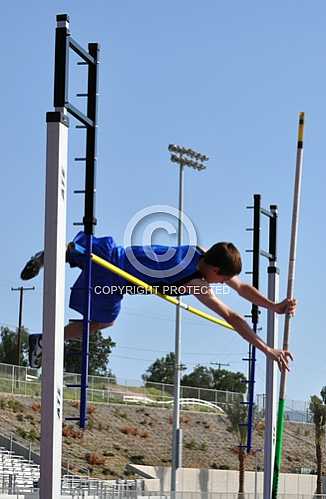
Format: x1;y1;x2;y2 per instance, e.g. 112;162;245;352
50;14;100;429
53;14;70;108
244;195;279;453
79;41;99;429
269;205;278;262
245;193;261;452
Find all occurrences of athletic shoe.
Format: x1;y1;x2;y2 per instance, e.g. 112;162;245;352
29;334;42;369
20;251;44;280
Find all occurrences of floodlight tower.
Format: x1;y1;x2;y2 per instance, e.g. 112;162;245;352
168;144;208;495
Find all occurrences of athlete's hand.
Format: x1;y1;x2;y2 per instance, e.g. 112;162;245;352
269;348;293;372
273;298;297;316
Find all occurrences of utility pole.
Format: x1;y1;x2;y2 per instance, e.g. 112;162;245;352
210;362;230;370
11;286;35;365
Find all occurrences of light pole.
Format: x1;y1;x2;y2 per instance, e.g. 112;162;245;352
168;144;208;495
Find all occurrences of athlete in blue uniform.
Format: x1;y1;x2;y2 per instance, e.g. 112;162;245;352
21;232;296;371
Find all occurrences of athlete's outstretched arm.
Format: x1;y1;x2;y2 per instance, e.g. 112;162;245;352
227;276;297;315
186;279;292;372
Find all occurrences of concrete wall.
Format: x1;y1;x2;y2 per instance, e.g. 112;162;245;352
131;465;317;495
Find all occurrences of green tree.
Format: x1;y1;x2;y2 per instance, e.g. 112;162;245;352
211;368;247;394
64;330;116;377
309;390;326;495
0;326;29;366
224;400;248;499
142;352;186;384
181;365;212;388
181;365;246;394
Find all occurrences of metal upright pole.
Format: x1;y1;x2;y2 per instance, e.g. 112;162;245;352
264;205;279;499
272;112;305;498
171;163;184;495
40;14;70;499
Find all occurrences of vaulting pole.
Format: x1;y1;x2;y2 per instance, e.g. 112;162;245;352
272;112;305;498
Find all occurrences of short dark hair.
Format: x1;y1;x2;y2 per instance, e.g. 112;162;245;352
203;242;242;276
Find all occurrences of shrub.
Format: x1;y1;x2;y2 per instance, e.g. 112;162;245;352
88;404;96;415
31;402;41;413
16;427;27;439
16;413;24;422
184;439;198;450
85;452;106;466
62;425;83;439
7;399;24;413
16;427;39;441
219;464;230;470
28;429;39;441
0;398;6;409
120;426;138;436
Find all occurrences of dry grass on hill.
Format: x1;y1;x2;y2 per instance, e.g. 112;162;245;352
0;395;319;480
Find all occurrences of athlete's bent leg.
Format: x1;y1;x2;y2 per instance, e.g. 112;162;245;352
64;320;114;340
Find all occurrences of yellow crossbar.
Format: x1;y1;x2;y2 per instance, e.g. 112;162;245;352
91;252;234;331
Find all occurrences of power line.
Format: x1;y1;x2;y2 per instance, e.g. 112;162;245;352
110;353;245;367
114;345;247;357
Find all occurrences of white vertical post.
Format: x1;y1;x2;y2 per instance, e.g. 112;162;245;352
40;110;69;499
264;265;279;498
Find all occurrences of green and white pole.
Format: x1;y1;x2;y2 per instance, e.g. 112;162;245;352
272;112;305;498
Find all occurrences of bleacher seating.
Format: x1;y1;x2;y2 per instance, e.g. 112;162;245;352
0;446;40;494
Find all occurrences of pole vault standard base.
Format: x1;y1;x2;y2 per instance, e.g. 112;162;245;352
40;110;69;499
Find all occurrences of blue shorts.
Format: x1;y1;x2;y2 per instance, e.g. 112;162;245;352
69;232;123;323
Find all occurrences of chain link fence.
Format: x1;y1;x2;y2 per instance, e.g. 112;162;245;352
0;362;242;411
1;492;326;498
0;362;314;421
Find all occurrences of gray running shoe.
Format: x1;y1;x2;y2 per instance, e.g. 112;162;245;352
29;334;42;369
21;251;44;280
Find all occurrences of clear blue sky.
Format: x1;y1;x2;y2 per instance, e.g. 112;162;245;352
1;2;325;401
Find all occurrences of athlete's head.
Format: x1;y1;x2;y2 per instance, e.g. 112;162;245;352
200;242;242;283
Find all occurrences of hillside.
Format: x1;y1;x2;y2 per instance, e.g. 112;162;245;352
0;395;319;480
